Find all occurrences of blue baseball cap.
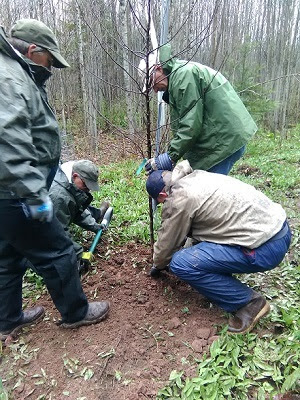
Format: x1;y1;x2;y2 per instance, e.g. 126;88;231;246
146;170;165;200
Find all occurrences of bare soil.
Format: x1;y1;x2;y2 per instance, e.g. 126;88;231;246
1;241;225;400
3;135;295;400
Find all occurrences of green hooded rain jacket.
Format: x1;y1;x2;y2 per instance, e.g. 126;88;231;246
159;45;257;170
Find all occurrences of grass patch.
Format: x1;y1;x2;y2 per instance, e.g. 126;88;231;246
21;130;300;399
93;159;156;244
157;130;300;399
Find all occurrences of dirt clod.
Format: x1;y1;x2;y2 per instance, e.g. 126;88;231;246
191;339;206;352
196;327;211;339
168;316;182;329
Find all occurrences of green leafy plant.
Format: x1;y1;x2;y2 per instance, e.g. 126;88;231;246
157;131;300;399
0;378;8;400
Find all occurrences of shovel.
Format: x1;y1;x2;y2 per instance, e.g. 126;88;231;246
81;206;113;270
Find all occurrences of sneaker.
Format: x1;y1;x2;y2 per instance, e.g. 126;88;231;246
60;301;110;329
228;292;270;334
0;306;45;341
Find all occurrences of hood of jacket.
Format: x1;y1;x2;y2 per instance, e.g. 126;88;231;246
159;44;175;75
60;161;75;183
0;26;51;86
0;26;32;74
165;160;193;193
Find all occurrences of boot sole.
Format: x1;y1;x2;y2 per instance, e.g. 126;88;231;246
229;301;270;335
60;305;110;329
0;310;45;341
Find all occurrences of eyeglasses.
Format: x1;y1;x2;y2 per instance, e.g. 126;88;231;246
80;177;89;191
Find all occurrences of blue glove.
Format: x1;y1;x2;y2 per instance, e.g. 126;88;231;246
145;152;174;173
22;196;53;222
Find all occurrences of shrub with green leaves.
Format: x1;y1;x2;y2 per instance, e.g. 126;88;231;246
0;378;8;400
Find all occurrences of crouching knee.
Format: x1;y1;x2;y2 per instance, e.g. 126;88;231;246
170;247;206;280
169;251;190;277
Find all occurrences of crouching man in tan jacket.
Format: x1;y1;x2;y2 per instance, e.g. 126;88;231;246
146;161;291;334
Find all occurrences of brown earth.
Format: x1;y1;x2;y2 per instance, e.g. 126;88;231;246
1;240;225;400
1;134;227;399
2;135;296;400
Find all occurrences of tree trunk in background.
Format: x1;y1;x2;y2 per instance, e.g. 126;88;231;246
76;6;89;133
1;0;300;136
119;0;136;135
76;5;97;150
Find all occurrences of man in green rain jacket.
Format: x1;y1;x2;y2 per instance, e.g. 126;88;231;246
144;44;257;175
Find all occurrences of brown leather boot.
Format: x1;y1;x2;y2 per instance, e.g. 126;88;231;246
0;306;45;340
228;292;270;334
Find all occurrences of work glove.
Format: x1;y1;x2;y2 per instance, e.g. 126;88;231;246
99;201;110;221
94;222;107;232
22;195;53;223
149;264;169;278
145;152;174;174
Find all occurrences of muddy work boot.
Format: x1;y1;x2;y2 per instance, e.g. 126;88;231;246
228;292;270;334
0;306;45;341
60;301;110;329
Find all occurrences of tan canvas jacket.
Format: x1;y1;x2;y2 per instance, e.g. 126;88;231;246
153;161;286;269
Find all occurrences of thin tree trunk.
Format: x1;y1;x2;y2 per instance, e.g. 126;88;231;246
119;0;136;135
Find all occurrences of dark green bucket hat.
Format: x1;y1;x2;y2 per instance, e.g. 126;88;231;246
10;19;70;68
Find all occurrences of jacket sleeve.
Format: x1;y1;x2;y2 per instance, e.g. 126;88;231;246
51;193;73;229
167;66;204;163
0;72;47;200
153;191;193;269
74;209;99;233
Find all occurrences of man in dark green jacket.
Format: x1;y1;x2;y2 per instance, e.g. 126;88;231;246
143;45;257;175
49;160;110;264
0;19;109;341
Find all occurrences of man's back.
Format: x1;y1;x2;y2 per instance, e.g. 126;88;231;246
0;27;61;199
158;44;257;171
168;170;286;248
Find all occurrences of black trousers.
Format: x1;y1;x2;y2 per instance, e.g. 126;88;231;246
0;199;88;331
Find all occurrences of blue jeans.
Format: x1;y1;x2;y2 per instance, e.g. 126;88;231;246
207;146;246;175
169;221;291;312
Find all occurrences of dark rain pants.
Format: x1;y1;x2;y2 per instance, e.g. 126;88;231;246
0;199;88;332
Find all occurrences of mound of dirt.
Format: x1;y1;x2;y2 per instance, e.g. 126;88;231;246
1;241;225;400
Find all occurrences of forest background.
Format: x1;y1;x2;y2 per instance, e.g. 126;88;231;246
1;0;300;157
0;1;300;399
